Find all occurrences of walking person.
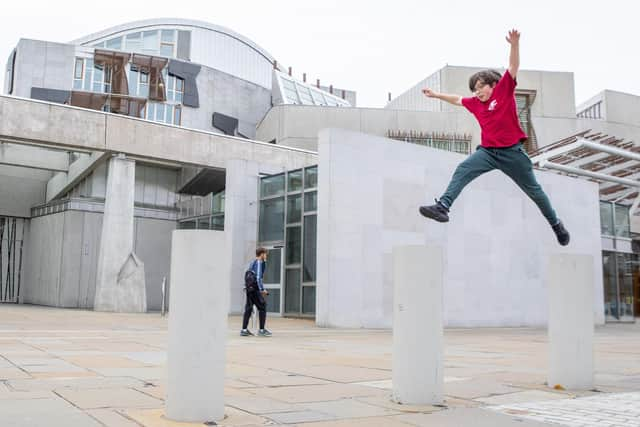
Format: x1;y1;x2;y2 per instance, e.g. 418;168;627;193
240;247;272;337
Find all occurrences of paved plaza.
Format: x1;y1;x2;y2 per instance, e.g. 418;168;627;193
0;305;638;426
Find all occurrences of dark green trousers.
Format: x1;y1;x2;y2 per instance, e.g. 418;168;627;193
439;143;559;225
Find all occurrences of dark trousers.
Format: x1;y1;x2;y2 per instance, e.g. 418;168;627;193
242;289;267;330
439;143;559;225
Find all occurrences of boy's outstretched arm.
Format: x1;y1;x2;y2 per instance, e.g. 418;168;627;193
422;88;462;106
506;29;520;79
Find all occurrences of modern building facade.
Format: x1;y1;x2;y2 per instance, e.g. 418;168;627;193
2;18;639;324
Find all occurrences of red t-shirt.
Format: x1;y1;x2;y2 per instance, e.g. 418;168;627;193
461;70;527;148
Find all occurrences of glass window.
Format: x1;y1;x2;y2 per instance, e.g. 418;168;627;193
260;174;285;198
265;289;280;313
303;215;316;282
286;226;301;265
287;169;303;192
310;89;326;105
161;29;176;43
281;78;300;104
106;37;122;50
143;31;159;53
83;59;93;90
263;249;282;284
160;44;174;57
128;67;139;95
287;194;302;224
156;103;165;122
616;252;636;318
614;204;630;238
179;220;196;229
197;216;210;230
297;85;314;105
74;58;83;79
304;192;317;212
209;215;223;230
147;103;155;120
304;166;318;189
125;32;142;52
259;197;284;242
212;190;225;213
600;202;614;236
284;268;301;313
302;286;316;314
174;105;181;125
603;251;618;320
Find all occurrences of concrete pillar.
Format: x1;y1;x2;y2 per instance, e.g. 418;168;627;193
94;154;146;312
166;230;228;423
548;254;594;390
223;159;260;313
392;245;444;404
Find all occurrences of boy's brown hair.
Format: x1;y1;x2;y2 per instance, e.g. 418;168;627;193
256;247;267;257
468;69;502;92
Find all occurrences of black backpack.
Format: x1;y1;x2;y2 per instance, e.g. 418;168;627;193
244;269;258;291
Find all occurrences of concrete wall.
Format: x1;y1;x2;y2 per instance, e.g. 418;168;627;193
601;90;640;127
133;217;176;310
23;209;175;310
387;65;576;119
256;105;478;151
23;211;101;307
0;165;49;217
316;128;604;328
181;65;272;139
10;39;75;98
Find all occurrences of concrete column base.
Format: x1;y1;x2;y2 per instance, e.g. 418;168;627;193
392;245;444;405
166;230;229;423
548;254;594;390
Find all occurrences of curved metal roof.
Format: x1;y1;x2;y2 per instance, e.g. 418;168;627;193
69;18;276;64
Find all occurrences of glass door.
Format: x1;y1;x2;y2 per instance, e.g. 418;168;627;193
262;246;283;315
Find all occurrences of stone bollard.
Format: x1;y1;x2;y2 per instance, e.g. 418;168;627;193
392;245;444;404
548;254;594;390
166;230;229;422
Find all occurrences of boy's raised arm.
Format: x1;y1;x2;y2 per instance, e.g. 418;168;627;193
422;88;463;106
506;29;520;79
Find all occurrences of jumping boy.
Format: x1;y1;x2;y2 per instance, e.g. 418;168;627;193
419;29;570;246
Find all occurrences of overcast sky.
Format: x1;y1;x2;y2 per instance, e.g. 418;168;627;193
2;0;636;108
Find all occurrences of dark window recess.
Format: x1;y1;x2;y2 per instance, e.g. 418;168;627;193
212;112;239;136
6;49;16;95
167;59;200;107
176;31;191;61
30;87;71;104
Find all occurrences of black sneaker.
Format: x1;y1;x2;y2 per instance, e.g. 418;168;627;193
552;220;570;246
240;329;254;336
258;329;272;337
419;199;450;223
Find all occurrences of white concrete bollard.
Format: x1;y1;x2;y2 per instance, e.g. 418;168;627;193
392;245;444;404
166;230;229;422
548;254;594;390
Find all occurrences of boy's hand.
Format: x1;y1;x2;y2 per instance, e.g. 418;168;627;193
506;29;520;45
422;88;437;98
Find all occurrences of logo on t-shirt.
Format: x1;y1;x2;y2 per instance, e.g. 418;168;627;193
488;100;498;111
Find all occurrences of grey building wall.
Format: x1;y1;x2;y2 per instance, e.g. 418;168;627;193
23;211;100;307
9;39;75;97
133;217;176;310
386;66;576;119
181;65;272;138
256;104;478;151
0;165;49;217
22;209;175;310
316;128;604;328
